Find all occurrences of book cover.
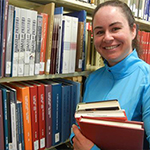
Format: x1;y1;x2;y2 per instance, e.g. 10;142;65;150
0;89;5;150
39;13;48;75
8;83;33;150
18;8;27;76
66;10;87;71
50;7;63;74
35;14;43;75
78;117;144;149
29;10;37;76
54;7;63;74
5;5;15;77
69;17;78;73
11;7;21;77
35;3;55;75
61;15;72;74
76;99;121;111
36;81;52;149
31;81;46;150
24;9;32;76
19;82;39;150
0;86;9;150
41;80;62;146
1;0;8;77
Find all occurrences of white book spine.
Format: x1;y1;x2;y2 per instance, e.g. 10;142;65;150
12;7;20;77
11;103;17;150
24;9;32;76
29;10;37;76
5;5;15;76
69;17;78;73
18;8;27;76
62;16;72;74
35;14;43;75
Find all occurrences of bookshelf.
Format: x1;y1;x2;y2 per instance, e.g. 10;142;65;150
1;0;150;150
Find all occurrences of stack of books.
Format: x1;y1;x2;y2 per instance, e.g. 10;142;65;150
75;99;144;150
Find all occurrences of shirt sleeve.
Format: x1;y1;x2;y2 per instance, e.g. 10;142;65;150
142;82;150;148
90;144;101;150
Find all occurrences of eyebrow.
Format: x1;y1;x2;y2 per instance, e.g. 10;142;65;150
93;22;122;31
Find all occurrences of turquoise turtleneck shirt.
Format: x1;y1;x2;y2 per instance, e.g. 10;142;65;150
72;50;150;149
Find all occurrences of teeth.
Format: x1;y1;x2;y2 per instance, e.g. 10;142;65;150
105;45;118;50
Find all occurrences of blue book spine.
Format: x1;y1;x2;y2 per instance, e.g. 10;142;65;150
59;20;65;74
19;101;25;150
0;87;9;150
52;83;62;146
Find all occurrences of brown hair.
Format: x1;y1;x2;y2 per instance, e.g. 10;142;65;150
92;0;141;56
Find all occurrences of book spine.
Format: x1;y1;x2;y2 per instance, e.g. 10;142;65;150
35;14;43;75
29;86;39;150
24;9;32;76
52;83;62;146
1;88;9;150
55;9;63;74
69;17;78;73
29;10;37;76
37;84;45;150
62;16;72;74
10;102;17;150
12;7;20;77
0;90;5;150
18;8;27;76
16;101;22;150
5;5;15;77
1;0;9;77
39;13;48;75
19;101;25;150
45;84;52;148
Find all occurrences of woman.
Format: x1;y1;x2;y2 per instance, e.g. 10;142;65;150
70;1;150;150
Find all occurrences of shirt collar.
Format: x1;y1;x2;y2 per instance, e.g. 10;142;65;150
104;49;141;79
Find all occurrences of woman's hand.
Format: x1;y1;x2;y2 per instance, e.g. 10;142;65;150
72;124;94;150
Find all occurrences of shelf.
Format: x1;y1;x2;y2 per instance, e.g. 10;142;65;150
27;0;96;14
135;18;150;31
0;71;92;83
8;0;43;9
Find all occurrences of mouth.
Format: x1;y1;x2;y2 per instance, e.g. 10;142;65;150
103;44;120;50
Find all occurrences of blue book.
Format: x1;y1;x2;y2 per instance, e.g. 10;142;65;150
53;79;71;142
66;10;87;71
56;78;81;126
0;85;9;150
17;101;25;150
0;89;5;150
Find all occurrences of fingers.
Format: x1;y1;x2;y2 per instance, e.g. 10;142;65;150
72;124;85;141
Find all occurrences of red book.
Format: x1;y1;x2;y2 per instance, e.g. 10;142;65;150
31;81;46;150
37;81;52;149
78;117;144;150
75;109;127;125
18;82;39;150
39;13;48;75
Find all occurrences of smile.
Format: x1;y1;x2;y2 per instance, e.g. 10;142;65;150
104;45;119;50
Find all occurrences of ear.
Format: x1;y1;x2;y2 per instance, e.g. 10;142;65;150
131;23;137;40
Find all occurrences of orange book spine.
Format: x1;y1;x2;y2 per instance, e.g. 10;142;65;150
40;13;48;75
8;84;32;150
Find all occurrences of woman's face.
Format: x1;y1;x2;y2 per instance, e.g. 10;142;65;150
93;6;136;66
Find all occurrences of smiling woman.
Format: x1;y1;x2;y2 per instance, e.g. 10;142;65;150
70;1;150;150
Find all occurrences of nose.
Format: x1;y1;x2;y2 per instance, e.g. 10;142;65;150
103;31;114;43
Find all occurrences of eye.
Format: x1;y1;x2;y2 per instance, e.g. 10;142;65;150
112;27;121;32
95;30;104;36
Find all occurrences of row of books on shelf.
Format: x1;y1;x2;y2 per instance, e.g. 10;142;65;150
138;30;150;64
0;78;81;150
0;0;87;78
75;100;144;149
